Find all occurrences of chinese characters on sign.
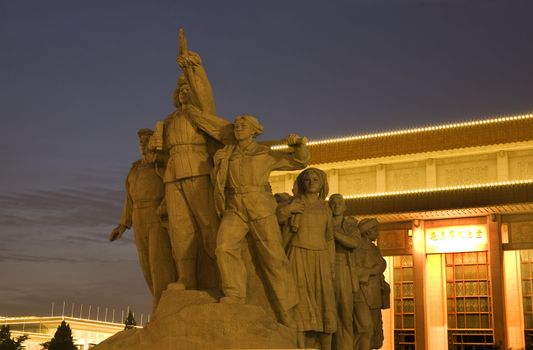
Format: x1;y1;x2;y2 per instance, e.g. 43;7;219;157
425;225;488;254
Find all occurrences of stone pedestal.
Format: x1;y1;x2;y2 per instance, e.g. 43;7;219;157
93;289;297;350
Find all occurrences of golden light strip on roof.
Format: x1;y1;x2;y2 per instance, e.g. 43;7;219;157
270;112;533;150
340;179;533;200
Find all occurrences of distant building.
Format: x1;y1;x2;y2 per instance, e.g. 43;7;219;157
1;316;125;350
270;113;533;349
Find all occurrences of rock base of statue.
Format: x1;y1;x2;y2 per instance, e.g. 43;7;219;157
92;288;297;350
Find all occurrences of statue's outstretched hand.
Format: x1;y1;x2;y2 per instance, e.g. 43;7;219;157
148;133;163;151
286;134;308;146
109;225;127;241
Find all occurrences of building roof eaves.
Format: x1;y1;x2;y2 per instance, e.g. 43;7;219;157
345;181;533;217
270;113;533;165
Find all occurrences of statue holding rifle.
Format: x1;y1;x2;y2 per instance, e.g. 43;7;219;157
211;115;310;327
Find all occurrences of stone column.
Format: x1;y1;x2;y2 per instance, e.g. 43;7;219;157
412;219;427;350
488;214;507;348
497;151;509;182
376;164;386;192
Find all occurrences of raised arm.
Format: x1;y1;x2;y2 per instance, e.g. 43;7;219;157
177;29;216;114
185;104;235;145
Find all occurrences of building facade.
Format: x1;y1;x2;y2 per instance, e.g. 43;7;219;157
270;113;533;349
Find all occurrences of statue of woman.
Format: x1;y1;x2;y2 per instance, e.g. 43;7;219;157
277;168;336;349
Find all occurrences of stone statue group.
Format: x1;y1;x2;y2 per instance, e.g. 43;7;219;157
109;30;390;350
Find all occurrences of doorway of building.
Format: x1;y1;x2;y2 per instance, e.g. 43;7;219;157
445;251;495;349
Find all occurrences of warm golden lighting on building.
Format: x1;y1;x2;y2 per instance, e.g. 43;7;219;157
267;111;533;349
341;179;533;200
271;113;533;149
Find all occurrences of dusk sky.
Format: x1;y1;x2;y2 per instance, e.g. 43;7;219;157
1;0;533;320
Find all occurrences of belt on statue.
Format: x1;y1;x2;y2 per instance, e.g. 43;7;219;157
169;144;207;155
225;184;272;195
133;199;163;209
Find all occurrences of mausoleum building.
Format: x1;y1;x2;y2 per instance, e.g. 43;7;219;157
270;113;533;349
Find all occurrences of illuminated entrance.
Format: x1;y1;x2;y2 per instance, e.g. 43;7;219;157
380;217;502;350
425;220;495;349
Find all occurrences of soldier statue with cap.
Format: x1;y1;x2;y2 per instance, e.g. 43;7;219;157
149;30;234;291
109;128;177;313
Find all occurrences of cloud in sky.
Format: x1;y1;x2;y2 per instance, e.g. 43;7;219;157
0;180;151;317
0;182;128;261
0;185;123;227
0;185;136;265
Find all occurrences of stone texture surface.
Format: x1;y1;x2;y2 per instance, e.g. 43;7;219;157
93;289;297;350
